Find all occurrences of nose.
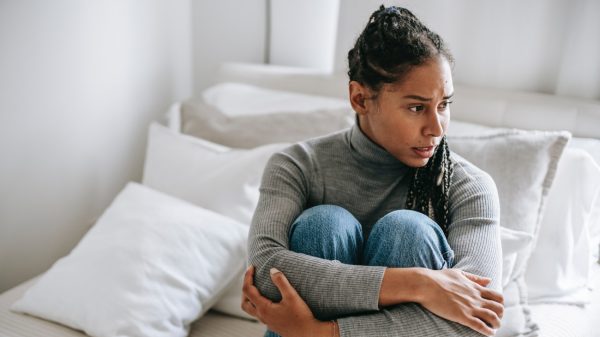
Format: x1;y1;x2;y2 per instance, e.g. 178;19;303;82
423;110;444;137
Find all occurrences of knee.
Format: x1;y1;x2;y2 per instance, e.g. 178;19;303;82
291;205;361;241
366;210;453;269
370;210;442;244
289;205;363;263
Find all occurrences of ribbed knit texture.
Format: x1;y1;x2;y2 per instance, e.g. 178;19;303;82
248;124;502;336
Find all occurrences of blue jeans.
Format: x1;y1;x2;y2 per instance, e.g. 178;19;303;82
264;205;454;337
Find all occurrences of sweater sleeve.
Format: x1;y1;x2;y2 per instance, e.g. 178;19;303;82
336;158;502;336
248;150;387;319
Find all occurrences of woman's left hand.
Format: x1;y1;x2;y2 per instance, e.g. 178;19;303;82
241;265;335;337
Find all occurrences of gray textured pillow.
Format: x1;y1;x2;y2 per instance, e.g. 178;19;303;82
180;99;354;148
449;130;570;337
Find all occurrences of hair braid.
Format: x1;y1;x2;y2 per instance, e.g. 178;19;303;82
405;136;454;235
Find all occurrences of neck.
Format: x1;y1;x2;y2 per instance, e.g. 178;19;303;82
356;114;379;148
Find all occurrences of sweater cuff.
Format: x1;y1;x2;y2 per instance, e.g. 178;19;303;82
335;264;385;313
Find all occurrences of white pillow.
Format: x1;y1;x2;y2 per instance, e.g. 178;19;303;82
569;137;600;253
451;119;600;166
449;129;570;337
202;82;350;117
143;122;287;226
210;267;249;319
448;120;497;136
570;137;600;167
525;148;600;305
179;84;354;148
500;227;534;288
450;130;569;275
451;119;600;299
11;182;248;337
142;123;288;319
590;197;600;259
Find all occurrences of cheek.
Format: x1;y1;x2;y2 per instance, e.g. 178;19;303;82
441;115;450;130
385;120;419;146
443;109;451;125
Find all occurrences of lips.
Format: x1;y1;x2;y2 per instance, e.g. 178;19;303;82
412;145;437;158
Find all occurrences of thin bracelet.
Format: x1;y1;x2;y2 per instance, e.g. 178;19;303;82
331;320;338;337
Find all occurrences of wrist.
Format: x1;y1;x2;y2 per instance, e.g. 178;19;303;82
379;267;428;307
411;268;431;303
311;320;338;337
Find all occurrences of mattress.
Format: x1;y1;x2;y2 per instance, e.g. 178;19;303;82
2;267;599;337
0;277;266;337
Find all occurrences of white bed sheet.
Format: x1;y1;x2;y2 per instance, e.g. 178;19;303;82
0;276;266;337
529;262;600;337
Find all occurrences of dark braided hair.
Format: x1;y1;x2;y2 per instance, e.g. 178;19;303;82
348;5;455;235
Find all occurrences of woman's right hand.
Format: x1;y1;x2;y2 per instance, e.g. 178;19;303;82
417;269;504;336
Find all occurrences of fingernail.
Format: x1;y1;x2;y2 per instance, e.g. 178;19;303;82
270;268;281;275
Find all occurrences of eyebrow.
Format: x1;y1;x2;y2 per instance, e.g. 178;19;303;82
403;93;454;101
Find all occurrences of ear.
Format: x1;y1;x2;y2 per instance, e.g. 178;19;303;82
348;81;371;116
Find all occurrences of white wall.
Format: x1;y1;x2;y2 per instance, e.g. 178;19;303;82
270;0;340;72
191;0;267;94
0;0;193;293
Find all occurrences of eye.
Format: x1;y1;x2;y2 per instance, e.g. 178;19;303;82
438;100;453;110
408;105;425;113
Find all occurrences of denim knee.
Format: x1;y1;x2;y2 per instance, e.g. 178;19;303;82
289;205;363;264
364;209;454;269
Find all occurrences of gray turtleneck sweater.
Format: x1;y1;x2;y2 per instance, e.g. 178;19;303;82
248;124;502;337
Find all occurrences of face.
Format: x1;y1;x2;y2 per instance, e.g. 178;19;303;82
350;55;454;168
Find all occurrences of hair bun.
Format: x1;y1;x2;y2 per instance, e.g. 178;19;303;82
348;5;453;91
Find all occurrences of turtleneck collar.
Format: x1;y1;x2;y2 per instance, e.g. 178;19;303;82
346;121;410;171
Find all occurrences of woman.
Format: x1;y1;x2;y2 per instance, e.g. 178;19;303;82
242;5;504;337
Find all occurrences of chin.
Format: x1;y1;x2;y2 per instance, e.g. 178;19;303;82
403;158;430;168
394;151;431;168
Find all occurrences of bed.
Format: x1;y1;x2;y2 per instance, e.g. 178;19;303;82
1;62;599;337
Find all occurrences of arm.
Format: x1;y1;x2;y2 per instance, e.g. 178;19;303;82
250;150;502;335
336;166;503;336
337;228;501;337
242;266;340;337
248;150;386;318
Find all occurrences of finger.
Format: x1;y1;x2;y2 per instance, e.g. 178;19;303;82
474;308;501;330
465;316;495;337
462;271;491;287
462;271;491;286
480;287;504;306
270;268;299;300
242;265;254;296
244;283;271;309
241;297;258;318
482;298;504;319
242;266;272;308
242;299;267;325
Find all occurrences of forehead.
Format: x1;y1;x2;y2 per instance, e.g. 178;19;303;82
383;56;453;96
